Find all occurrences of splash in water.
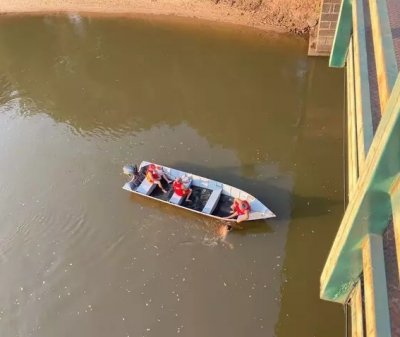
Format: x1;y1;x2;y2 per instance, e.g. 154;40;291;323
202;220;234;249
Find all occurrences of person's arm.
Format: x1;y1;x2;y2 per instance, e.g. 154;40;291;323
236;210;249;223
224;211;238;219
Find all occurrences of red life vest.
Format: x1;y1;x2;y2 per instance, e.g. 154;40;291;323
173;180;189;196
147;164;160;181
234;200;251;215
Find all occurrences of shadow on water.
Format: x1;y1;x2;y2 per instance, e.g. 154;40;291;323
171;161;342;221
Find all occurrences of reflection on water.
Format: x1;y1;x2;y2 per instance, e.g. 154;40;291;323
0;15;344;337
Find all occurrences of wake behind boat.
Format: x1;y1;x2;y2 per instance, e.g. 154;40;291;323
122;161;276;222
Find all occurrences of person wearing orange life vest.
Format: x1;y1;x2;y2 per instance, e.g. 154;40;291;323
146;163;172;193
172;177;192;202
224;198;251;223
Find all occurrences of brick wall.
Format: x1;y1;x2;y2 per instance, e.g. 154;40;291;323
309;0;341;56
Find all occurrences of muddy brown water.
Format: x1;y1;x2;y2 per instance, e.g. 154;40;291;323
0;15;345;337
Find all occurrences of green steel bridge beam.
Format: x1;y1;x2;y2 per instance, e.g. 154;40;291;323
320;73;400;303
350;282;364;337
391;179;400;282
362;234;391;337
330;0;352;68
352;0;373;168
368;0;398;112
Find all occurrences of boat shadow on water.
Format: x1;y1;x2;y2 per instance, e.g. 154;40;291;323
169;162;343;222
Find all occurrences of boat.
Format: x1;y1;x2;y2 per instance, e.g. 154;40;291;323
122;161;276;222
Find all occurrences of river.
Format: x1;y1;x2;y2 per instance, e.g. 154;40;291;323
0;14;344;337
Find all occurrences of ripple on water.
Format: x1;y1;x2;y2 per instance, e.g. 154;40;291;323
2;208;90;257
145;213;229;248
0;75;40;118
59;209;90;244
0;222;31;260
0;74;16;105
101;233;127;260
67;123;135;140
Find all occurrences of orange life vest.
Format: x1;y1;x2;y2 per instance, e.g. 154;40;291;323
234;200;251;215
173;180;189;196
146;164;161;182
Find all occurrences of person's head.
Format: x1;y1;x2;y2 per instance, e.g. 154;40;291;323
149;164;156;170
176;177;182;183
240;201;248;209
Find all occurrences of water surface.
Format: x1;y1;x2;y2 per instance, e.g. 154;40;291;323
0;15;344;337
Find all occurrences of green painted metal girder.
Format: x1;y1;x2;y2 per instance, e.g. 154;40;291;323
352;0;374;162
329;0;352;68
369;0;398;109
347;38;359;198
350;282;364;337
320;73;400;303
391;181;400;281
363;234;391;337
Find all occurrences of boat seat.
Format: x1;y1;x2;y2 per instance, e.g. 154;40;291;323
170;178;192;205
169;193;185;205
135;178;156;195
202;188;222;214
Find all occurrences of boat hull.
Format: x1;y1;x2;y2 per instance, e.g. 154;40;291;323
122;161;276;222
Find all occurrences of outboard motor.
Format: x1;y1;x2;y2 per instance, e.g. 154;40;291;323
123;164;138;176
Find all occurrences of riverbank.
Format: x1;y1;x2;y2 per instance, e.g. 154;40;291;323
0;0;320;35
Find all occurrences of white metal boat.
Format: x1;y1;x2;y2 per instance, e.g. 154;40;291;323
122;161;276;222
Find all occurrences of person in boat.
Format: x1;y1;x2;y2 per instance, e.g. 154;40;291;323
146;163;172;193
224;198;251;223
172;176;193;202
